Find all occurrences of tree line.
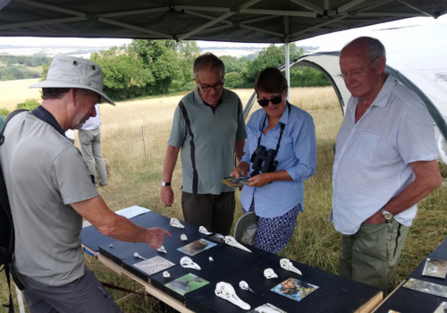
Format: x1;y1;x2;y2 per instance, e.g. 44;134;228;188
4;40;330;109
0;54;51;81
86;40;329;101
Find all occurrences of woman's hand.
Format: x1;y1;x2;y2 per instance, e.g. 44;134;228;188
247;170;292;187
230;162;250;177
247;173;272;187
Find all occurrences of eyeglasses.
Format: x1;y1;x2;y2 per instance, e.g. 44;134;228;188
337;67;367;80
337;57;380;80
257;92;285;107
198;80;224;92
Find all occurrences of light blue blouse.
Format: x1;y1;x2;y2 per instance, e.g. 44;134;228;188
240;103;316;218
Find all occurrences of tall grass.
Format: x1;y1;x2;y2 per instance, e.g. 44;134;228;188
0;79;41;111
1;86;447;312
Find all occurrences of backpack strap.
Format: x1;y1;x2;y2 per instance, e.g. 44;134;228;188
0;109;29;313
0;109;28;147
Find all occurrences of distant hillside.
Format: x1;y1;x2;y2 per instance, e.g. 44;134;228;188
0;55;52;81
199;45;318;57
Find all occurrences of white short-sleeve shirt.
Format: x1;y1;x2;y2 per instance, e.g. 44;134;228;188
331;75;437;235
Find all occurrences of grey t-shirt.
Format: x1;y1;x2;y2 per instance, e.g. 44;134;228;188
0;112;99;286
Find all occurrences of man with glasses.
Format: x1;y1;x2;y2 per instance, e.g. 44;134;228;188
331;37;442;293
160;53;246;235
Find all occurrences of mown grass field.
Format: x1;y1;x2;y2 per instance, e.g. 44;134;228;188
0;79;41;111
1;86;447;313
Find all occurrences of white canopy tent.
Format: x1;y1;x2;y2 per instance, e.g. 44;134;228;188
243;22;447;162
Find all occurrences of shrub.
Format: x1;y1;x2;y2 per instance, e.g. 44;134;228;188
0;108;10;119
16;98;40;111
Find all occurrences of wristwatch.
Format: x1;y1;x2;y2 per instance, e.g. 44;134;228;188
161;181;171;187
381;208;393;221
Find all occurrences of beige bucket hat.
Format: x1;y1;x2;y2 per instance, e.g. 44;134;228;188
29;55;115;106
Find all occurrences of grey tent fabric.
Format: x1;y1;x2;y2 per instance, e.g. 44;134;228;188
0;1;446;43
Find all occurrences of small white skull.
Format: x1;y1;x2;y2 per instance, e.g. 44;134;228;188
264;268;278;279
157;245;167;254
215;282;250;310
224;236;252;253
180;256;201;270
238;281;255;293
280;258;302;275
133;252;146;260
209;256;214;262
180;234;188;241
163;271;170;278
239;280;249;290
170;218;185;229
199;226;212;235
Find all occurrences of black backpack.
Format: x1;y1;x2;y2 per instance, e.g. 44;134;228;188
0;109;28;313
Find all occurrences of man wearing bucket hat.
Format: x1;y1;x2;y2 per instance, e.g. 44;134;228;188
0;55;171;313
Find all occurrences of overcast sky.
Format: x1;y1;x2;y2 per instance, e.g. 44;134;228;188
0;15;446;49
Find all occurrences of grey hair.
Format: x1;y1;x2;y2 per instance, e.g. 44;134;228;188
193;52;225;80
344;36;386;65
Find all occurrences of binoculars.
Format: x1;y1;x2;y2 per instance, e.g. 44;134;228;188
250;145;278;176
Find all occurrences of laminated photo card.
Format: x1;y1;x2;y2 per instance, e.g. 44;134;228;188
271;278;319;303
165;273;209;296
403;278;447;298
133;256;175;276
222;175;250;187
247;303;287;313
433;301;447;313
177;239;217;256
423;258;447;279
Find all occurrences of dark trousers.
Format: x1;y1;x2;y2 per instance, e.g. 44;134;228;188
16;264;123;313
181;191;235;235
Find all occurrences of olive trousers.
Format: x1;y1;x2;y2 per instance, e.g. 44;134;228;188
339;219;410;294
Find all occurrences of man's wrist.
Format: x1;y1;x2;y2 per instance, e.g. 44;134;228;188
161;180;171;187
381;208;393;220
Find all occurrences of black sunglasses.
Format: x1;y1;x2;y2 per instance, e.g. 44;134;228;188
257;93;284;107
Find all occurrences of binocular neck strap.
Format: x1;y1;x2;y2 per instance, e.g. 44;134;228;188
256;103;290;157
275;123;286;155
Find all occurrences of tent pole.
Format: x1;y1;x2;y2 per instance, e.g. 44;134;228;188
285;42;290;101
284;15;290;101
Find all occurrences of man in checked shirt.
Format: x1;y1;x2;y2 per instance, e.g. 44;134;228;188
330;37;442;293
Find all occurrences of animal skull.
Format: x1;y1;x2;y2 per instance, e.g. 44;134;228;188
280;258;302;275
157;245;167;254
180;234;188;241
209;257;214;262
163;271;170;278
199;226;212;235
224;236;252;253
133;252;146;261
170;218;185;229
215;282;250;310
264;268;278;279
239;281;255;293
180;256;201;270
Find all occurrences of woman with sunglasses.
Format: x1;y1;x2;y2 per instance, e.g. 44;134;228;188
230;67;316;254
